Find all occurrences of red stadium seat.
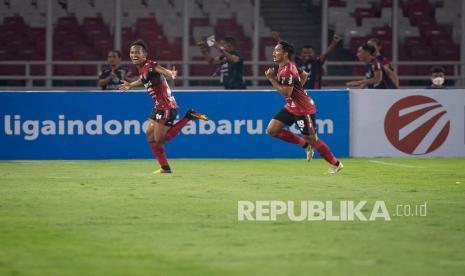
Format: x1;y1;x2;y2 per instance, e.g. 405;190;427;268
380;0;393;8
409;46;433;61
93;39;113;57
30;65;45;76
17;48;42;61
0;65;25;75
355;8;376;26
398;65;417;76
436;46;460;61
371;26;392;40
0;48;15;61
329;0;346;7
54;65;81;76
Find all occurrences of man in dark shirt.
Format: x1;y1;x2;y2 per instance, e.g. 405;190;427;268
346;44;397;89
295;35;342;89
198;36;246;89
98;50;136;90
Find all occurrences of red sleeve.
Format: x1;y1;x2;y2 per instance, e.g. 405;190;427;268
381;57;391;66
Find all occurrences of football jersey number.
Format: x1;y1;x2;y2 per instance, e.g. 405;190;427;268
155;114;163;120
297;120;305;131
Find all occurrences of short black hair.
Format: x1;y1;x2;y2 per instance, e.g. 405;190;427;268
108;50;121;58
221;36;236;46
431;66;445;74
360;43;376;55
367;38;381;47
279;40;295;59
130;39;148;52
302;45;314;50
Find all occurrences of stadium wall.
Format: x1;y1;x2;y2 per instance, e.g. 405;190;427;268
0;90;349;160
350;89;465;157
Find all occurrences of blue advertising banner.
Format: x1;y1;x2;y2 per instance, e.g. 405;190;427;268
0;90;349;159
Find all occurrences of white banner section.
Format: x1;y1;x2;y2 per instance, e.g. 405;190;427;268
350;89;465;157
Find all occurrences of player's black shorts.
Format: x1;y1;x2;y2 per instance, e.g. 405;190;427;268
149;108;178;127
273;108;316;136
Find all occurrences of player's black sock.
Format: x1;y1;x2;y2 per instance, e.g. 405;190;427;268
334;161;340;166
161;165;171;171
302;143;309;148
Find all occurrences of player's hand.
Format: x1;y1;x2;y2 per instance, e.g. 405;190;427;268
170;66;177;80
346;80;364;88
119;81;131;91
265;67;275;80
109;70;116;80
333;34;342;44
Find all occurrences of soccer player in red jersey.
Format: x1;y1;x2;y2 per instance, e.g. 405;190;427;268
265;40;343;174
119;40;208;174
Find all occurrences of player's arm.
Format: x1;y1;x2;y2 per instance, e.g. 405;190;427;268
97;70;115;88
119;78;143;91
347;68;382;88
319;34;342;64
155;64;177;80
265;67;293;98
197;41;222;65
219;47;240;63
299;69;308;85
383;65;399;88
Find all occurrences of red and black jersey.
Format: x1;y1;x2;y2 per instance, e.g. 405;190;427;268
365;58;396;89
138;59;178;110
276;62;316;116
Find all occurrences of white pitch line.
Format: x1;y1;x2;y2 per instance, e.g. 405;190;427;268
368;160;426;169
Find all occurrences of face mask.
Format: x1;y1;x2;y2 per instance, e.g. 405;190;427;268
432;77;444;86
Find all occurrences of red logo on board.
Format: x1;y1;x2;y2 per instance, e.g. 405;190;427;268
384;96;450;155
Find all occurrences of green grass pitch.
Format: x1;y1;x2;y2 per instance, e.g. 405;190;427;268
1;158;465;276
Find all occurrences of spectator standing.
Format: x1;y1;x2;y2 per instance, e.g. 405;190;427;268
198;36;246;89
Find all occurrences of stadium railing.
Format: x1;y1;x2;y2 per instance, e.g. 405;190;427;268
0;60;464;90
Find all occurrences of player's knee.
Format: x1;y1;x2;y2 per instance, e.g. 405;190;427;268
266;127;278;137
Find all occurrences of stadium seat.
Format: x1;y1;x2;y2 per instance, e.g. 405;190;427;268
0;66;25;85
329;0;346;7
409;46;433;61
343;26;370;49
372;26;392;40
436;46;460;61
380;0;394;8
398;65;417;75
355;8;376;26
398;26;420;44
